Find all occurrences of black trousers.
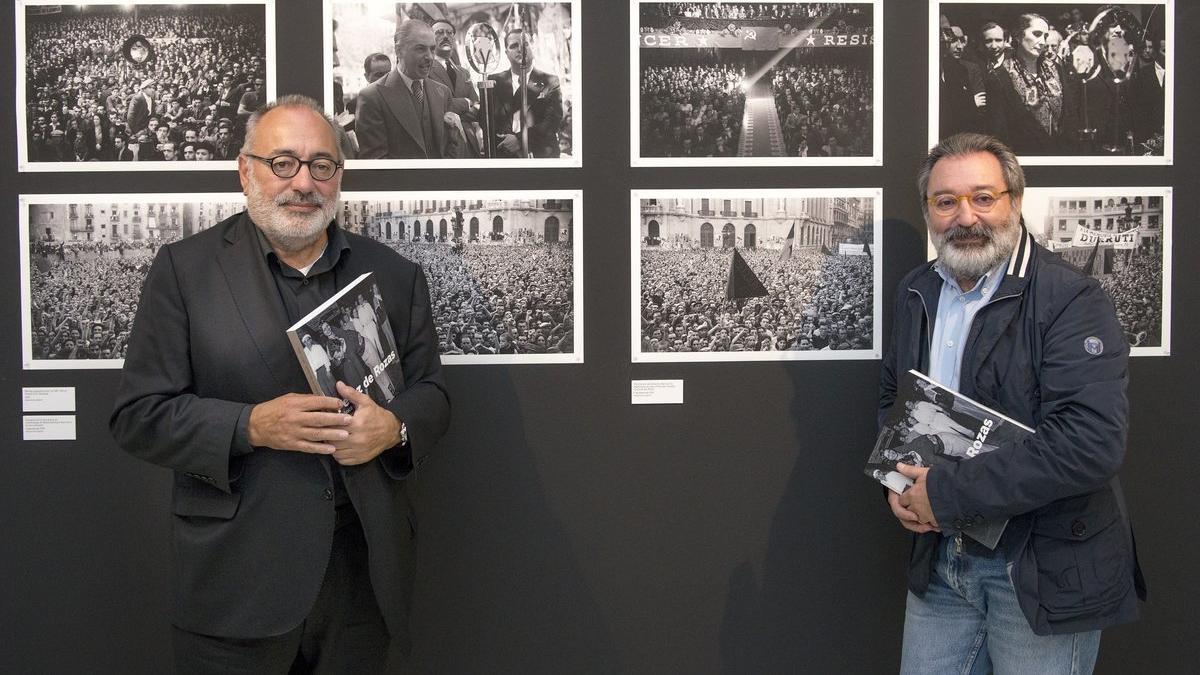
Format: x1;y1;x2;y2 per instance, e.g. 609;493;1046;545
172;509;393;674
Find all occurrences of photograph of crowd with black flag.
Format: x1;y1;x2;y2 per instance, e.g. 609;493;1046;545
1018;186;1172;355
632;189;881;362
633;1;881;165
933;2;1172;164
326;1;579;166
287;272;403;411
865;369;1035;548
20;193;247;369
16;0;273;171
338;191;582;364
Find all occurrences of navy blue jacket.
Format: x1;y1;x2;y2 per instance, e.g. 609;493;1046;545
880;229;1146;635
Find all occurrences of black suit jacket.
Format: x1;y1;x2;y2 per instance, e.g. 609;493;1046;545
355;70;457;159
487;68;563;158
429;59;482;158
110;213;450;643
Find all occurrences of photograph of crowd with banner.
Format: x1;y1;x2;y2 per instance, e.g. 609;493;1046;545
632;189;881;362
16;0;275;172
326;1;579;167
932;1;1172;164
1016;187;1171;355
633;1;881;166
20;191;581;370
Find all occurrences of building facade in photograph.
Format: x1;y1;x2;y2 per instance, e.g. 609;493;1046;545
1039;195;1164;250
338;198;573;244
640;196;871;250
29;201;241;243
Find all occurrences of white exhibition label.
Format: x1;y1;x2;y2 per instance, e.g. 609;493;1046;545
23;415;77;441
22;387;77;412
631;379;684;405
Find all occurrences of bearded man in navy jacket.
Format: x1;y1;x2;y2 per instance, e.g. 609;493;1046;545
881;132;1145;674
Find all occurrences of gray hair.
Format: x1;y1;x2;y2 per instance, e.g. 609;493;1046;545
917;132;1025;217
394;19;432;49
240;94;344;161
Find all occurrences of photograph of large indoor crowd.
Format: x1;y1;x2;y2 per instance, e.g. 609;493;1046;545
1017;187;1171;355
633;190;881;361
17;0;273;171
634;1;880;165
21;192;581;369
326;1;579;167
933;2;1171;163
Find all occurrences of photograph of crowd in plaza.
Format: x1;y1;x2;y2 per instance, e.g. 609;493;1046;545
634;1;880;166
337;192;581;364
326;1;579;167
21;193;246;369
17;1;273;171
1019;187;1171;355
21;191;581;368
933;2;1172;164
633;189;881;362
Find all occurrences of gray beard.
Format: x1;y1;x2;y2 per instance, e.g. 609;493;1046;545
245;180;338;253
930;211;1022;282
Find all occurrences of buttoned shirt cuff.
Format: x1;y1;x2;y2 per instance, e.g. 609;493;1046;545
231;404;255;456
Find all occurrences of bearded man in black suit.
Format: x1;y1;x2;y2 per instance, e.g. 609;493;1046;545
111;94;449;672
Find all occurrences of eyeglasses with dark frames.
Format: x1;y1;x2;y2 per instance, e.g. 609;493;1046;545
926;190;1010;216
242;153;342;181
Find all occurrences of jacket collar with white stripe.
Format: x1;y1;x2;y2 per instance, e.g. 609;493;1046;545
911;224;1038;305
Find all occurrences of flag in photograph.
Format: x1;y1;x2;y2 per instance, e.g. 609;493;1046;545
725;249;767;301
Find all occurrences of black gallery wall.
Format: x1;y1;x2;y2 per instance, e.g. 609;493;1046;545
2;2;1197;673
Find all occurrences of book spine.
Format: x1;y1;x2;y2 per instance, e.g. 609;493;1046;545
286;329;325;396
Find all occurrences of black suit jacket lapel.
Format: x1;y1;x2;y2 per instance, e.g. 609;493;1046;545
215;214;298;393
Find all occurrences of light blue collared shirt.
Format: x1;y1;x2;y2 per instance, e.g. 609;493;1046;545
928;261;1008;390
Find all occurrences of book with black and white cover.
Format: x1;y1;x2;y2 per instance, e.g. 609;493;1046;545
865;370;1035;549
285;272;403;413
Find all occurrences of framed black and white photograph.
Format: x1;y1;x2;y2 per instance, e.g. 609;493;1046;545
16;0;276;172
337;191;582;364
20;193;247;369
1021;187;1172;355
325;1;580;168
632;189;882;362
632;1;882;167
931;1;1173;165
21;191;582;369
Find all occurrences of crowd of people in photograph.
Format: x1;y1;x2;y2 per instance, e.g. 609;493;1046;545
938;6;1166;155
640;64;747;157
640;247;873;353
642;3;871;28
27;239;165;361
1096;251;1163;348
386;241;574;356
24;6;266;162
773;61;872;156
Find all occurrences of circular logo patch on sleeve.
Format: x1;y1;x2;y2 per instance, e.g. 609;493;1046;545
1084;336;1104;355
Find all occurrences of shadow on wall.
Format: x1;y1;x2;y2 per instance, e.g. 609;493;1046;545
408;367;620;673
717;366;912;671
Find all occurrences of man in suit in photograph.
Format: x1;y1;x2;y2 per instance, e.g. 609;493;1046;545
429;19;482;158
355;19;464;159
125;78;156;137
488;28;563;158
110;94;449;672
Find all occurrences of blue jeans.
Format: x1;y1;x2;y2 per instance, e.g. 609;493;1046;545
900;535;1101;675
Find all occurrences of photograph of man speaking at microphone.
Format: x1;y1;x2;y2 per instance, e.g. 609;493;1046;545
328;1;577;163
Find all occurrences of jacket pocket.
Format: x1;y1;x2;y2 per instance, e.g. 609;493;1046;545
1031;492;1130;615
171;487;242;520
